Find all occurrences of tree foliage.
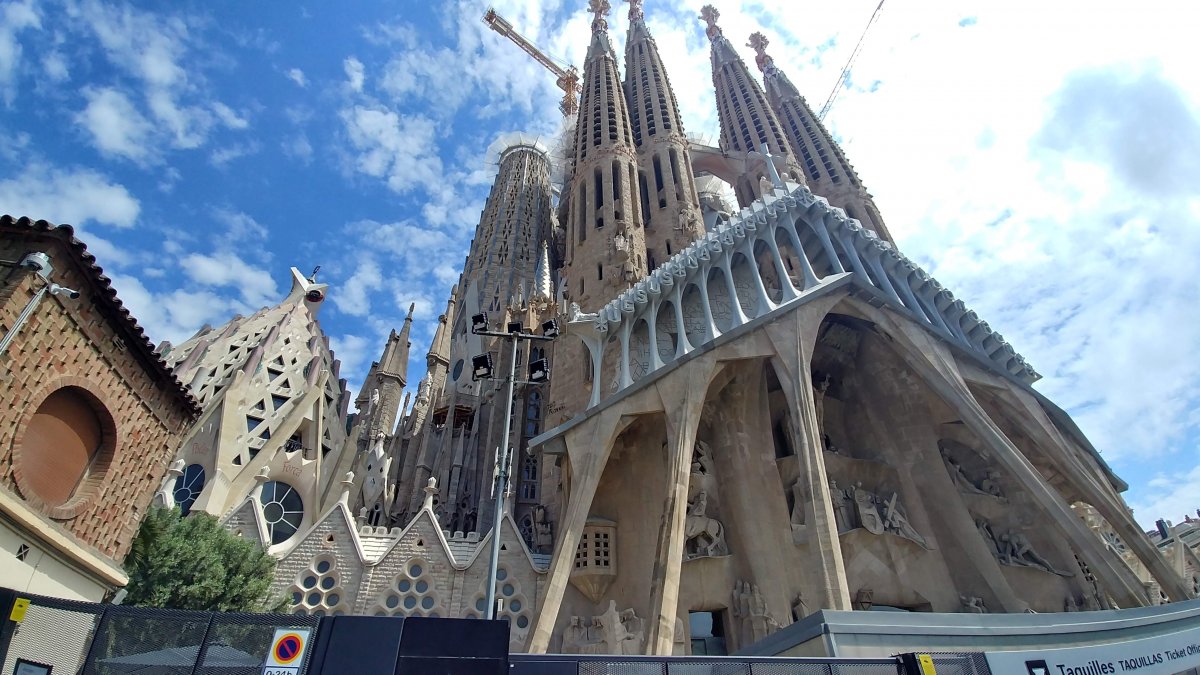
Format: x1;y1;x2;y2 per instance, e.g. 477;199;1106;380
123;506;283;612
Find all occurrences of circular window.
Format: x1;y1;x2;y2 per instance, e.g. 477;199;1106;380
18;386;114;509
421;596;434;610
502;584;515;597
172;464;206;515
321;577;335;590
475;598;486;612
451;360;464;382
415;580;428;593
327;593;340;606
510;599;522;612
291;592;302;605
409;563;423;577
398;580;411;593
516;615;529;629
386;595;399;609
302;576;317;589
259;480;304;544
316;560;331;574
496;568;507;581
403;596;417;609
307;593;320;606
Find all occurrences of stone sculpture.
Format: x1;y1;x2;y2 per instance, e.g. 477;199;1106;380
850;482;884;534
685;492;727;558
789;479;805;526
685;442;728;559
941;449;988;495
830;479;852;533
561;601;645;655
534;504;553;552
1064;595;1079;612
733;580;779;646
960;595;987;613
879;492;930;548
791;591;809;622
997;532;1072;576
812;373;832;435
978;470;1005;499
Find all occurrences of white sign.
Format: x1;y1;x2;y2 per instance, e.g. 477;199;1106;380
985;624;1200;675
262;627;311;675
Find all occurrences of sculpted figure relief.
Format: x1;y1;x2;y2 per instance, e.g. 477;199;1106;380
733;580;780;646
998;532;1072;576
685;441;728;559
960;595;988;613
850;482;884;535
561;602;645;655
879;492;930;548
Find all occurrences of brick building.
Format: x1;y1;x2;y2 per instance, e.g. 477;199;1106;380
0;215;198;600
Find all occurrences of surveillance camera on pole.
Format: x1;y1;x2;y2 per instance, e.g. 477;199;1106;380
0;252;81;357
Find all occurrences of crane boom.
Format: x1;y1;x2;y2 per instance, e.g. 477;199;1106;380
484;7;580;117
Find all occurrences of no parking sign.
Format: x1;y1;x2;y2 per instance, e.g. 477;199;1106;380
262;628;310;675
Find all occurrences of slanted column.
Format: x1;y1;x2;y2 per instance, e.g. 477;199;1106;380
807;213;847;275
763;301;852;611
646;365;708;654
762;229;801;301
778;218;820;289
528;409;626;653
881;318;1153;608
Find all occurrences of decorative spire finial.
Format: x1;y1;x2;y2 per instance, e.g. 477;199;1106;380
405;302;415;320
589;0;611;33
700;5;721;40
747;32;775;73
626;0;643;21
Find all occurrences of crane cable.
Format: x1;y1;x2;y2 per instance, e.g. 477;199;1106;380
818;0;886;121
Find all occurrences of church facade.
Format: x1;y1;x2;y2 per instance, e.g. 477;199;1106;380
156;0;1193;656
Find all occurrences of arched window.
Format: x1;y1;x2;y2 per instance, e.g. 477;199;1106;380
173;464;206;515
259;480;304;544
21;387;110;507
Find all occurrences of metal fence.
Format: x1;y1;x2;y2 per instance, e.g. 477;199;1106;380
0;589;319;675
1;589;991;675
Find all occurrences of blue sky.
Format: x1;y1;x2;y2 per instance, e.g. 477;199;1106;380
2;0;1198;527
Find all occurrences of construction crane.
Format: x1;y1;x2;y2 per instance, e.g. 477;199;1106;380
484;7;581;118
818;0;886;120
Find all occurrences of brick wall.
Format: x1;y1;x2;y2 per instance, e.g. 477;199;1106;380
0;232;193;565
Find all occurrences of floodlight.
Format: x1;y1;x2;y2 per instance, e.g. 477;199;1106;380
541;318;560;339
472;313;489;333
472;353;494;380
507;321;524;334
528;359;550;384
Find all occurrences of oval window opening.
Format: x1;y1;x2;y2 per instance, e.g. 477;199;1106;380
23;387;107;507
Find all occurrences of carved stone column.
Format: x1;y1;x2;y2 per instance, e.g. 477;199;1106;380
877;314;1151;608
646;362;710;654
763;299;852;610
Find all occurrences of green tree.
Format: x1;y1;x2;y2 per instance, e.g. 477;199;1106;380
123;506;284;612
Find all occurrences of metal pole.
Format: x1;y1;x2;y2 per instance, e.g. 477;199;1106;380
0;285;48;357
485;335;521;620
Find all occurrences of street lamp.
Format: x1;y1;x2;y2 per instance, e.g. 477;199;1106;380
471;314;558;620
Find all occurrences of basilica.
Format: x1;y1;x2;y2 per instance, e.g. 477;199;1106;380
151;0;1196;656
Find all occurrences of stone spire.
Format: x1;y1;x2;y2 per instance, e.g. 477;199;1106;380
565;0;648;312
748;32;894;243
625;0;705;270
534;239;552;301
701;5;805;207
464;138;554;317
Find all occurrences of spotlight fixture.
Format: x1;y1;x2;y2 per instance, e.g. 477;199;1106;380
472;353;494;380
472;313;489;333
507;321;524;334
528;358;550;384
541;318;560;339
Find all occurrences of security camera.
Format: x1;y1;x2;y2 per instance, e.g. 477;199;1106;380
19;252;52;279
49;284;80;300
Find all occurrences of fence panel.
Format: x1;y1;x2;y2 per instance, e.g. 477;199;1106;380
2;595;103;675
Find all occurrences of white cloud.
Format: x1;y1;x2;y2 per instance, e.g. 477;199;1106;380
333;257;385;317
76;86;154;162
179;251;279;308
0;162;140;228
0;0;41;103
108;272;257;346
343;56;365;92
209;141;260;166
42;51;68;82
286;67;307;88
213;208;269;243
282;133;313;162
340;105;443;194
211;101;249;129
